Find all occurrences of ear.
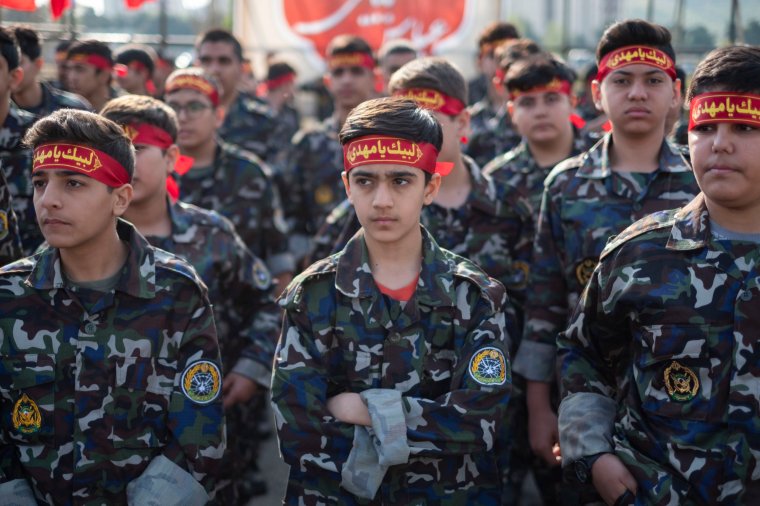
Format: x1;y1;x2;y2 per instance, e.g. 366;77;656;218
671;78;682;109
341;171;353;204
423;173;441;206
569;94;579;108
214;106;226;127
507;100;515;117
323;73;332;90
591;79;603;111
454;109;471;139
34;57;44;72
112;183;134;217
8;67;24;92
164;144;180;176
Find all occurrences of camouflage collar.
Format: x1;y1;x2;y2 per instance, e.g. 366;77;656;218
667;193;710;250
0;102;37;150
28;219;156;298
577;133;691;179
460;155;501;215
335;226;456;307
511;127;589;175
167;200;194;243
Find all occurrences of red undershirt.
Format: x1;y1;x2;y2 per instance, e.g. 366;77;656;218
375;275;419;302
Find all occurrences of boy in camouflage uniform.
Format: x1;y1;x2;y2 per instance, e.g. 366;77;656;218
101;95;280;503
558;45;760;505
164;68;294;289
65;40;120;112
277;35;377;266
272;97;512;504
0;109;225;504
0;168;21;266
514;22;700;488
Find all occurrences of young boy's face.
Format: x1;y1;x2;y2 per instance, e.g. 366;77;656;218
197;41;241;98
327;63;375;112
509;90;573;145
67;60;108;99
166;88;222;151
689;113;760;212
131;143;172;205
342;164;440;245
32;169;131;250
593;64;679;137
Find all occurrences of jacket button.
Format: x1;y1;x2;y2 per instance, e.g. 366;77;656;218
84;322;97;334
741;290;752;302
388;332;401;343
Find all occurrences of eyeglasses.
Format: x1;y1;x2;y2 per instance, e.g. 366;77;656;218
167;101;212;118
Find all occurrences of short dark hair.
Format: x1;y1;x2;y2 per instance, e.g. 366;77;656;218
596;19;675;64
505;55;576;95
101;95;178;143
55;39;73;54
496;38;544;74
388;57;468;109
11;25;41;61
67;39;113;68
378;39;417;61
196;28;242;61
0;26;20;70
267;60;296;81
478;22;520;51
115;44;156;77
687;45;760;101
326;34;374;60
23;109;135;180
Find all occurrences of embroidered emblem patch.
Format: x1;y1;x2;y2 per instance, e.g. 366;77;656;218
314;184;333;206
181;360;221;404
469;347;507;386
664;361;699;402
252;258;272;290
13;393;42;434
575;257;597;285
511;261;530;290
0;210;8;241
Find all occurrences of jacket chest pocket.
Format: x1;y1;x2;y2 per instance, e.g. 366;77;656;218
0;354;57;445
111;357;174;448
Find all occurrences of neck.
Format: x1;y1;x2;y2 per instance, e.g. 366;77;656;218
364;225;423;287
12;82;43;109
0;93;9;125
220;87;238;109
486;84;505;108
59;224;128;283
706;199;760;235
334;106;353;130
184;137;217;168
86;86;111;112
609;129;664;173
436;155;471;208
528;127;575;168
122;194;172;238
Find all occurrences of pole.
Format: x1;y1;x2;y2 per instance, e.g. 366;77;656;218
159;0;168;52
646;0;655;21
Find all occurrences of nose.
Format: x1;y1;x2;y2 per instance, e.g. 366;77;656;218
628;79;647;100
372;181;393;209
711;123;734;154
36;181;62;211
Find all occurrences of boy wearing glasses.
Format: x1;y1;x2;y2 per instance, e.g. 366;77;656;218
164;68;293;289
558;44;760;505
272;97;512;504
279;35;377;266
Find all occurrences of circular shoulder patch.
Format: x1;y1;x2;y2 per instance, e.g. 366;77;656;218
0;210;8;241
575;257;597;286
252;258;272;290
181;360;222;404
469;347;507;386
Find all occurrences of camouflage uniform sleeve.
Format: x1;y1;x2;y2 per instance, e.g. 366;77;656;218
514;185;567;382
0;169;23;266
133;281;226;499
556;264;619;463
270;301;356;482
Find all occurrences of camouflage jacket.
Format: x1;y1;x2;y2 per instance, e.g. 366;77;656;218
0;103;39;255
0;167;22;266
0;220;225;505
144;200;280;388
272;226;511;505
14;82;92;117
217;90;276;162
465;99;522;168
176;141;293;276
557;193;760;505
515;134;699;383
310;156;530;337
279;116;344;262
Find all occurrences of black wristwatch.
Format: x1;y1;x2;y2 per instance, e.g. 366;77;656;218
573;452;607;484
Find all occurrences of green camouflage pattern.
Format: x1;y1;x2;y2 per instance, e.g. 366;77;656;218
272;226;512;505
465;99;521;168
16;82;92;117
144;200;279;504
514;134;700;384
278;117;345;263
558;193;760;505
216;90;276;162
0;220;225;504
0;103;41;255
176;141;293;276
0;167;22;266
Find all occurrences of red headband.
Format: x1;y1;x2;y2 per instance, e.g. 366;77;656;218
266;72;295;90
509;78;572;101
68;53;113;71
343;135;452;176
597;45;676;83
688;92;760;131
33;143;130;188
123;123;173;149
165;74;220;106
328;52;375;70
394;88;466;116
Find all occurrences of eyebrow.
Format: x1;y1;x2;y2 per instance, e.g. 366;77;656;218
612;69;669;77
31;170;88;179
350;169;418;179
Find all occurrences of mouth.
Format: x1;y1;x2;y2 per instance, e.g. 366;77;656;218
42;217;69;226
371;216;397;224
625;107;650;117
706;165;738;174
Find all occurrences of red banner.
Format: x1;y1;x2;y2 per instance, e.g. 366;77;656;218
283;0;467;56
125;0;152;9
0;0;36;11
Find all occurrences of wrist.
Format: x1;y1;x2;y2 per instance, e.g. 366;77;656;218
571;452;608;484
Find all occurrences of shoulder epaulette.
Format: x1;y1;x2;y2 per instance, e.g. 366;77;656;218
600;209;677;261
153;247;206;290
450;254;506;313
279;256;338;308
0;256;36;275
543;151;585;188
175;202;236;235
